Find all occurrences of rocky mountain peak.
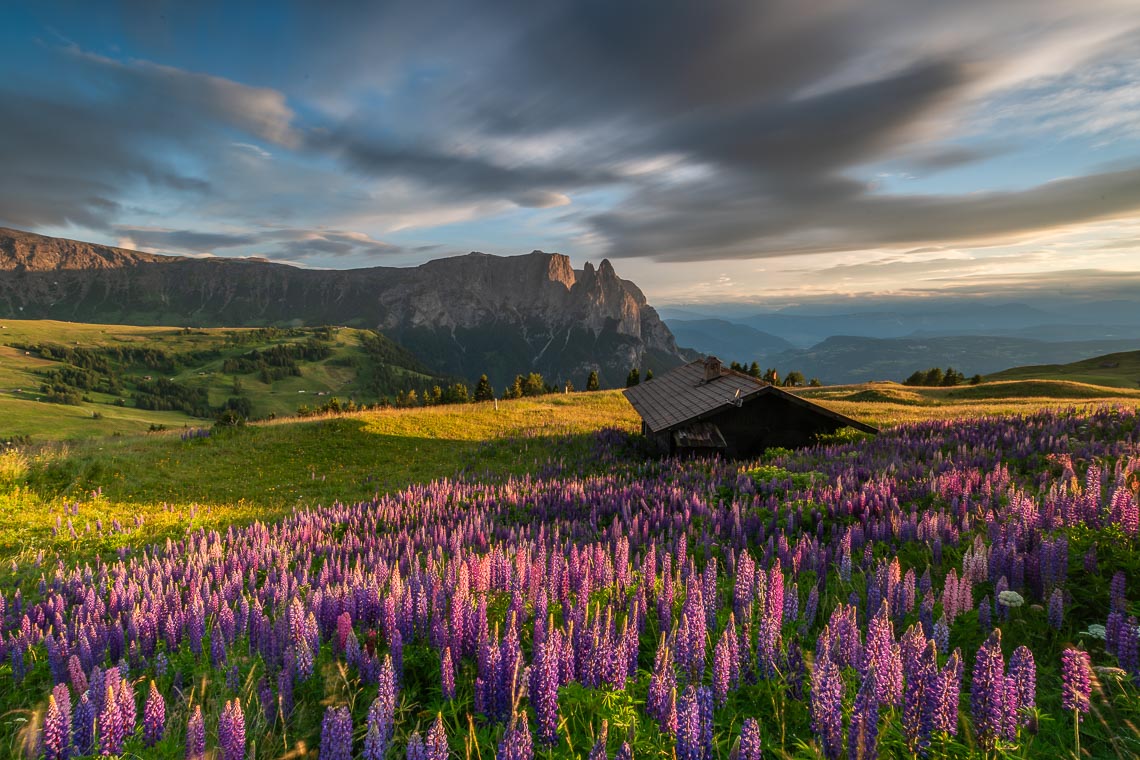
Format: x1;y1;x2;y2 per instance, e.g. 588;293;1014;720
0;227;689;387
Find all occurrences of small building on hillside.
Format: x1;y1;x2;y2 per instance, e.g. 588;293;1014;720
623;357;878;458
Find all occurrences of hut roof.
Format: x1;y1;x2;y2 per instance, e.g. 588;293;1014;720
623;358;878;435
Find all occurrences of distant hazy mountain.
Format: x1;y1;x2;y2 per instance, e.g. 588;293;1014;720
659;300;1140;347
665;319;794;362
770;335;1140;385
0;227;688;389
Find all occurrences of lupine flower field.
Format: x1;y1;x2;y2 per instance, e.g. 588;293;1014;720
3;406;1140;758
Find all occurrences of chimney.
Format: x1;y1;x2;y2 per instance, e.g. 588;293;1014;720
703;356;723;382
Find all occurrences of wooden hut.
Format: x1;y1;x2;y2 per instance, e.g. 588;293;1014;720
623;356;877;458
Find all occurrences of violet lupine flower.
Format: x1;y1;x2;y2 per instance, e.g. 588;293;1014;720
496;712;534;760
320;706;353;760
72;693;95;756
1005;646;1036;738
1048;589;1064;631
1060;648;1092;721
588;720;609;760
737;717;762;760
675;685;703;760
143;680;166;747
977;596;992;632
530;622;560;746
970;630;1006;750
364;693;395;760
186;705;206;760
99;683;124;756
647;636;678;734
426;714;449;760
614;742;633;760
810;650;844;760
117;675;137;737
407;731;427;760
42;691;71;760
864;602;903;707
218;698;246;760
442;646;456;700
848;667;880;760
1118;617;1139;682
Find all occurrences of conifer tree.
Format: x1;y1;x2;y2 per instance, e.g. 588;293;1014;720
474;374;495;401
586;370;600;391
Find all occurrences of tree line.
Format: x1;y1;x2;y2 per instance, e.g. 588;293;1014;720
903;366;982;387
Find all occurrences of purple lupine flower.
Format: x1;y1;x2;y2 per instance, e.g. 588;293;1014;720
496;712;534;760
99;683;124;755
1118;616;1139;681
1060;648;1091;720
977;596;992;632
278;666;295;719
1005;646;1036;738
441;646;456;701
901;639;935;755
1048;589;1064;631
186;704;206;760
713;626;734;706
364;658;398;760
811;650;844;760
588;720;609;760
647;636;677;734
407;731;427;760
970;630;1006;750
530;622;560;746
848;667;880;760
737;717;762;760
864;602;903;707
117;675;137;737
675;685;702;760
43;691;71;760
1110;571;1127;613
143;680;166;747
257;676;276;724
320;706;353;760
426;714;449;760
218;698;246;760
72;692;95;756
614;742;633;760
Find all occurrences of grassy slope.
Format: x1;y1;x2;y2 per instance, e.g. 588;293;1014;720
986;348;1140;388
0;392;640;564
0;319;438;440
798;378;1140;427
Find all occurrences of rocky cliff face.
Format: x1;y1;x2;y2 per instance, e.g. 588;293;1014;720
0;228;687;388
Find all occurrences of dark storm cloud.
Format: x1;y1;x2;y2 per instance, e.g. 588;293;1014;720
4;0;1140;267
311;129;617;200
592;165;1140;261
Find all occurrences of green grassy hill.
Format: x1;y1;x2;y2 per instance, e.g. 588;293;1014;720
0;319;443;440
985;349;1140;388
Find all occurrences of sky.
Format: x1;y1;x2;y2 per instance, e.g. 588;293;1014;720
2;0;1140;307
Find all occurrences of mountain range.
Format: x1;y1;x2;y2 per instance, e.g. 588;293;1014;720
0;228;688;389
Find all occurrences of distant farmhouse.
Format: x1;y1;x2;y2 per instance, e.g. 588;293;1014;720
624;357;878;458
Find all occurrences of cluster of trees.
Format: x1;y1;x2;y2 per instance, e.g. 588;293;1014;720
624;368;654;386
904;366;982;387
221;339;332;383
132;378;215;418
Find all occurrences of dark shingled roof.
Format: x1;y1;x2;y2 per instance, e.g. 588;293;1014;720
624;359;878;435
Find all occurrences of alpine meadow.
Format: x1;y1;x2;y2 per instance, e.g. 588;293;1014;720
2;3;1140;760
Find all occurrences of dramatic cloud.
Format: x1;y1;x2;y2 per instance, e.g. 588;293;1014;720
1;0;1138;293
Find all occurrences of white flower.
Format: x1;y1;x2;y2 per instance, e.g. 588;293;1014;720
997;590;1025;608
1082;624;1107;640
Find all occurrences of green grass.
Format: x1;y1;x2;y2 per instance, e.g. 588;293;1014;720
0;319;439;440
986;349;1140;388
0;392;640;564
